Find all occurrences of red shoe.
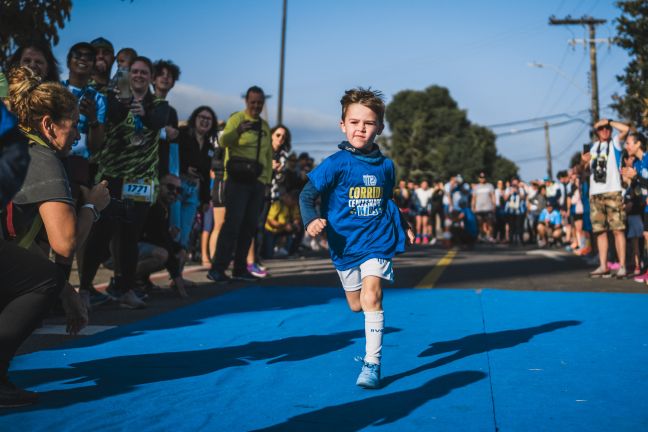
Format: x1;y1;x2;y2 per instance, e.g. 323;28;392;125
576;246;591;256
415;237;421;244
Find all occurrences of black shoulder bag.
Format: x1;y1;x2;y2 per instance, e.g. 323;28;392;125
226;126;264;184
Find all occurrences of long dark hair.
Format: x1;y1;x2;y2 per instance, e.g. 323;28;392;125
188;105;219;143
7;40;61;83
270;124;292;152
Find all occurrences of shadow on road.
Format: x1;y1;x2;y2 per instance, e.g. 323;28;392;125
381;320;581;387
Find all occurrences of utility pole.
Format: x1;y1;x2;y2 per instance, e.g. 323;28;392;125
549;15;607;125
277;0;287;125
544;121;553;180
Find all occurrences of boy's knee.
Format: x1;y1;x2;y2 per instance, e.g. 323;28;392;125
360;287;383;310
349;303;363;312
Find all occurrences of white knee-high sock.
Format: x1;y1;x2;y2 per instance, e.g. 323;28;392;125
364;310;384;365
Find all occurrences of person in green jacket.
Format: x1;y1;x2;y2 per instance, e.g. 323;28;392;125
207;86;272;282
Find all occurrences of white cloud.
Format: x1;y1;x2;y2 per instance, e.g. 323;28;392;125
167;82;338;132
166;82;242;122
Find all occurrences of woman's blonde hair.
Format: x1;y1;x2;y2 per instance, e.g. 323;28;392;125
8;66;77;130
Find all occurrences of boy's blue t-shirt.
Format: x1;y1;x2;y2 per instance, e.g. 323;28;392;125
307;144;406;271
538;208;562;226
461;207;478;238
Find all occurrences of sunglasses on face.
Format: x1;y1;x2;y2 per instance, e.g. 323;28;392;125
164;184;183;194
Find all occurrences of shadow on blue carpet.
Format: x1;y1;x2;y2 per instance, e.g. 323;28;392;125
381;320;581;388
5;327;400;413
251;371;488;432
45;285;341;351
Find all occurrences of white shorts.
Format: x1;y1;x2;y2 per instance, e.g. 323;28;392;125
336;258;394;291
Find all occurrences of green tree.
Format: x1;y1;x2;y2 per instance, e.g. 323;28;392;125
0;0;72;70
614;0;648;132
384;85;517;182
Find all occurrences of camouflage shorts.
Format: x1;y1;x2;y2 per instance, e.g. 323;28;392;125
590;192;626;233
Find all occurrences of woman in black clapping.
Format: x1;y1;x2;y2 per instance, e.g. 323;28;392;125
174;106;219;263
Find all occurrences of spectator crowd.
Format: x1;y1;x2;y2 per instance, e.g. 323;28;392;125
395;118;648;285
0;36;646;407
0;36;329;406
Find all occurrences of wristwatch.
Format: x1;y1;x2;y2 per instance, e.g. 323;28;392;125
82;203;100;222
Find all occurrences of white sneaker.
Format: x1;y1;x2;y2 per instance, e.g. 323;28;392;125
309;238;321;251
274;247;289;257
616;266;627;279
119;290;147;309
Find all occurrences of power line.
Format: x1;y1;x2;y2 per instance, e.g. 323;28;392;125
495;117;588;137
546;49;588;114
533;46;571;117
511;123;589;165
549;15;608;123
487;108;590;129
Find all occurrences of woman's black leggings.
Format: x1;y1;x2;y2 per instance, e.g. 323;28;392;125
0;240;64;377
80;200;150;294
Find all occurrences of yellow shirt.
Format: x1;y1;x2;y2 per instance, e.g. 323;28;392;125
265;201;300;233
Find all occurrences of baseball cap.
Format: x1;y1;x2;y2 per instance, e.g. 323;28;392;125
91;37;114;52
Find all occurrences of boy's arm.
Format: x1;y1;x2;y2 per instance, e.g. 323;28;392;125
299;180;326;236
396;204;415;244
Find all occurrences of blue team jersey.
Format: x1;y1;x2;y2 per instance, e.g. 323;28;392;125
633;155;648;214
62;81;107;159
307;145;406;270
539;208;562;226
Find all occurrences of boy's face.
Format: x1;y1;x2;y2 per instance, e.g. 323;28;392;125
117;51;134;69
154;67;175;93
340;103;384;151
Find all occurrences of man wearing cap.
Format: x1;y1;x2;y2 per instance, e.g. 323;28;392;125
471;172;496;241
63;42;107;161
89;37;115;96
536;199;562;247
582;118;630;278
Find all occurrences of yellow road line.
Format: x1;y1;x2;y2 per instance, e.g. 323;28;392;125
415;248;458;289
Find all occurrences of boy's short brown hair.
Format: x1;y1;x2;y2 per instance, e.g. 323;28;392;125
340;87;385;124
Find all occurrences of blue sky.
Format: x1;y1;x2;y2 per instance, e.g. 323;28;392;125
51;0;628;180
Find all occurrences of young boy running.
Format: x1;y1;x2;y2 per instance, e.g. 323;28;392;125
300;88;414;389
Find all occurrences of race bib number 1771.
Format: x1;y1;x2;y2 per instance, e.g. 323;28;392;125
122;179;154;203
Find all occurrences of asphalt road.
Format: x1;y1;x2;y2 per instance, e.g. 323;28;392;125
19;243;646;355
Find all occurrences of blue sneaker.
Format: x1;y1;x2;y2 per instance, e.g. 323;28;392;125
356;361;381;389
89;290;113;307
